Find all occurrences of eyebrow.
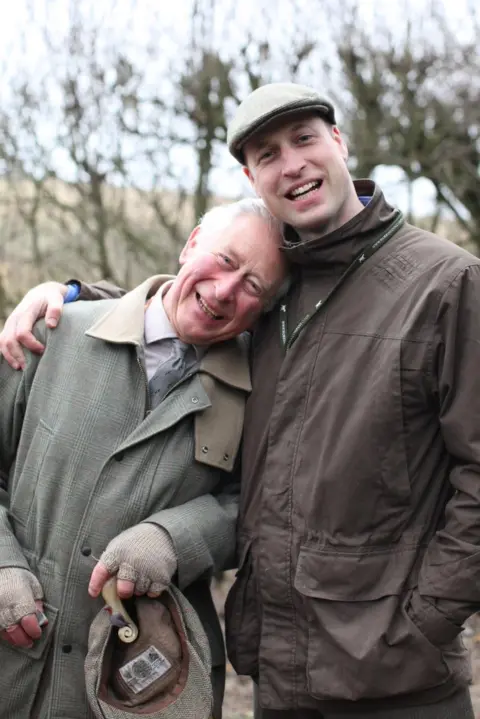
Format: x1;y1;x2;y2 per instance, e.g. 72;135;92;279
250;136;272;152
252;119;316;150
289;120;314;132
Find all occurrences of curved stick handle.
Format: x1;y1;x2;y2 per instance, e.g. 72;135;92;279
101;577;139;644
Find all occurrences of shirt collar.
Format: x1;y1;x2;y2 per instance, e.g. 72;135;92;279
144;280;177;345
144;280;207;360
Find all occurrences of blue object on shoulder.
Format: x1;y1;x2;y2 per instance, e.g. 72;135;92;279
64;283;81;303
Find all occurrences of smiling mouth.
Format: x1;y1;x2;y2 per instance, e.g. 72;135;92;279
287;180;323;200
197;293;224;320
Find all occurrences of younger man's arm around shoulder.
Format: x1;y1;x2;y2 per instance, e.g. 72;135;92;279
0;278;126;370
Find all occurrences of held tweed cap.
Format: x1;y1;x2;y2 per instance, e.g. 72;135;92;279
85;586;212;719
227;82;336;164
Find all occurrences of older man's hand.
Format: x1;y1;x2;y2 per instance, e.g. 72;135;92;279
88;523;177;600
0;281;68;370
0;568;45;648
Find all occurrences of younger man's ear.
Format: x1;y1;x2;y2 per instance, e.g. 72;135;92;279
332;126;348;162
243;166;255;186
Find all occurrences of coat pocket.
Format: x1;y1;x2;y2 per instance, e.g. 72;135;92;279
0;602;58;717
224;539;259;677
294;543;451;701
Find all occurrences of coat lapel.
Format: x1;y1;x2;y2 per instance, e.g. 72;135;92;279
84;275;252;470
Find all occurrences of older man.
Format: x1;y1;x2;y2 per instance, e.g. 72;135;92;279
4;84;480;719
0;197;287;719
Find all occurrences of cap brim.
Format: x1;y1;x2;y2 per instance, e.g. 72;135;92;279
231;100;335;164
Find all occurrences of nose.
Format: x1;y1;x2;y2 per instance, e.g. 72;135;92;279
281;146;306;177
215;272;241;302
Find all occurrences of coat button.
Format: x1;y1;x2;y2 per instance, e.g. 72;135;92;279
191;396;199;404
201;446;208;454
115;451;125;461
223;453;229;461
81;546;91;557
62;644;72;654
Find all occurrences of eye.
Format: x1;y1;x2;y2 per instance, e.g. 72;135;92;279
245;278;262;296
297;132;314;143
258;148;275;163
217;253;233;266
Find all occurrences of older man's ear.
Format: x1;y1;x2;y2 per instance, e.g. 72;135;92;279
178;226;202;265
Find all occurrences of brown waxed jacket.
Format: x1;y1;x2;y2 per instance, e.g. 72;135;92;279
75;184;480;712
225;181;480;713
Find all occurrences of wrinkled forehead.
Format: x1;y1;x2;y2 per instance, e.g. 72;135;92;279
200;214;283;270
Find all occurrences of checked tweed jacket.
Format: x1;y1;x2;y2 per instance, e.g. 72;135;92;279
0;275;250;719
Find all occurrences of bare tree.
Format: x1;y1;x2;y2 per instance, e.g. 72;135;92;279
335;2;480;249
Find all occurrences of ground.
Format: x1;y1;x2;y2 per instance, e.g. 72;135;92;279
213;574;480;719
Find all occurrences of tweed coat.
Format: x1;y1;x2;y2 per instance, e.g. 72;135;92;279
0;275;250;719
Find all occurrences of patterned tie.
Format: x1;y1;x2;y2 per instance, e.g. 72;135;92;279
147;338;198;409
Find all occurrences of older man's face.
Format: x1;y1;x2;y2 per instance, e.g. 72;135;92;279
163;214;287;345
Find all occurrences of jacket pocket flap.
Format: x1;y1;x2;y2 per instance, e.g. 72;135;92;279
12;602;58;660
294;543;419;601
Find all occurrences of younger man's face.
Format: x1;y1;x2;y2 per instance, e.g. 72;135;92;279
243;113;359;239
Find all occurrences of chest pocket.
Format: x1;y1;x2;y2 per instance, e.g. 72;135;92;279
195;374;247;472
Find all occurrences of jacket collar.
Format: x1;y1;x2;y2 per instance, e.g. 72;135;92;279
282;180;403;270
85;275;251;393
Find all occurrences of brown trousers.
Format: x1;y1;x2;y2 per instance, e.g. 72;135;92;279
253;686;474;719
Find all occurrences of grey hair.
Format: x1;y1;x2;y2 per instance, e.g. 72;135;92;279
197;197;283;239
197;198;290;313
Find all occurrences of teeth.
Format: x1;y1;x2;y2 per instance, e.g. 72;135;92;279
290;181;320;198
198;296;222;320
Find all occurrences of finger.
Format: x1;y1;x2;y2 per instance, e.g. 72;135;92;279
133;576;150;596
45;299;65;329
0;342;24;370
116;578;135;599
5;623;34;648
88;562;112;598
15;311;46;354
0;318;25;370
20;612;42;641
147;581;166;597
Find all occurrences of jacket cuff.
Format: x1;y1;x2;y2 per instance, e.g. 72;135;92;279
408;591;463;645
144;495;235;591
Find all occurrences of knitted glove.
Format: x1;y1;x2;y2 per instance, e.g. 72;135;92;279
0;567;43;630
99;523;177;596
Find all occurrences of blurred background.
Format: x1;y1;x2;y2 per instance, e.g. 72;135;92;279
0;0;478;319
0;0;479;714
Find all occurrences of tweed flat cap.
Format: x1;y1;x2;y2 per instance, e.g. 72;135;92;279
227;82;336;164
85;586;212;719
